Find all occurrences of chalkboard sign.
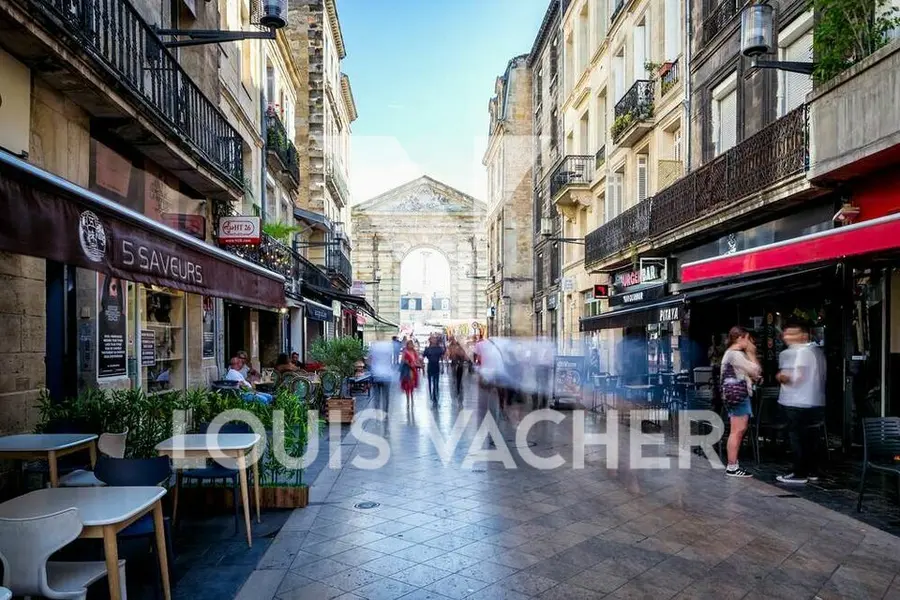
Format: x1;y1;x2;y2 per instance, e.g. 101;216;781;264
97;273;127;379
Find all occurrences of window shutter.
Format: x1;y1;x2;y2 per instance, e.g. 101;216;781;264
781;30;813;115
673;129;682;161
637;155;648;203
717;90;737;155
633;25;646;83
665;0;681;60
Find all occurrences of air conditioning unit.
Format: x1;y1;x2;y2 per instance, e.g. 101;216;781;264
540;217;553;237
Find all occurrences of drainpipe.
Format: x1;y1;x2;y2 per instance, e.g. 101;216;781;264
683;0;693;174
260;95;268;223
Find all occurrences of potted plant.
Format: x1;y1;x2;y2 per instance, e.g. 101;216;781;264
308;337;366;423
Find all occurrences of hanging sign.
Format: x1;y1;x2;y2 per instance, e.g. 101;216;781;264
218;216;261;244
97;273;127;379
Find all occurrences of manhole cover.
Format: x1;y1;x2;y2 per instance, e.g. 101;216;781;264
354;501;380;509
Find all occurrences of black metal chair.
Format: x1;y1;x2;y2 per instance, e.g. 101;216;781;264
685;386;723;460
176;421;252;535
857;417;900;512
94;456;175;593
753;387;786;464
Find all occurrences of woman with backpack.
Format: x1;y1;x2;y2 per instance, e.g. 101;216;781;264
721;326;761;478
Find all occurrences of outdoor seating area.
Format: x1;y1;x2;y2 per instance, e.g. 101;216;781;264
590;371;900;524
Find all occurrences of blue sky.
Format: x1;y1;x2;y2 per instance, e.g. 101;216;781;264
339;0;549;204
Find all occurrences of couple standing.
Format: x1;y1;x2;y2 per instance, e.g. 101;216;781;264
721;321;825;482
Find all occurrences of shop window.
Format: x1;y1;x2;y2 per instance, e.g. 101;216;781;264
139;286;186;393
584;290;602;318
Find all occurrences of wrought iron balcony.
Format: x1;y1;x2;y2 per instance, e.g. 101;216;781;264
31;0;243;188
293;252;333;295
586;105;809;267
326;245;352;285
550;155;594;198
613;80;655;145
659;61;680;97
265;107;300;188
702;0;745;46
585;200;653;267
325;156;351;206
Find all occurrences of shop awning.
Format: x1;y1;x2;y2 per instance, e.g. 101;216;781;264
681;212;900;285
293;207;332;231
0;150;285;307
301;282;399;329
681;266;833;303
580;297;684;331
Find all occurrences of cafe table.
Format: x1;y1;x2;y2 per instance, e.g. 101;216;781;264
155;433;261;547
0;486;169;600
0;433;98;487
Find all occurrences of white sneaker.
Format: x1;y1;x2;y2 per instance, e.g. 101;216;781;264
776;473;808;484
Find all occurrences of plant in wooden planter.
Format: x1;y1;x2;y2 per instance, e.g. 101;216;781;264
309;337;366;423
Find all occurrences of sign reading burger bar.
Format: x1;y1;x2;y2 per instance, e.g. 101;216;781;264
608;258;671;307
0;154;285;308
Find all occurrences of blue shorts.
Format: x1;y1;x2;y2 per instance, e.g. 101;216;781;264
727;397;753;418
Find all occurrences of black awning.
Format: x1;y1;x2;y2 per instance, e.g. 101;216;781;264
681;266;833;304
301;282;399;329
581;297;684;332
0;150;285;307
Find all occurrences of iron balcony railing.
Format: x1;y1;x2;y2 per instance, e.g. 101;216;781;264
265;107;300;186
595;146;606;170
550;155;594;198
33;0;243;186
613;80;654;141
702;0;745;46
586;105;809;267
325;156;351;205
660;61;680;97
326;245;352;284
294;252;332;294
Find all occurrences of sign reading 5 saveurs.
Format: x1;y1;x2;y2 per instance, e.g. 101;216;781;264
218;216;261;244
120;239;204;284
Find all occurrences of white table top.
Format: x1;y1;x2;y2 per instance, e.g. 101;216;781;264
0;433;98;452
0;486;165;526
155;433;261;453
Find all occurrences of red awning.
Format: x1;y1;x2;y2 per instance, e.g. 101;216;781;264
681;212;900;284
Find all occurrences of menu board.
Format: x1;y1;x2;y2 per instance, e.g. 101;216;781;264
97;273;127;379
141;329;157;367
553;356;585;401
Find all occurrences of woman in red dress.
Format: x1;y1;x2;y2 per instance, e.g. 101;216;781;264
400;339;420;405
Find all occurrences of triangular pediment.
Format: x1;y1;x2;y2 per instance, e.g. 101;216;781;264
353;176;485;215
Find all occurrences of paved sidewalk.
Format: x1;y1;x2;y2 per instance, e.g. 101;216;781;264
237;375;900;600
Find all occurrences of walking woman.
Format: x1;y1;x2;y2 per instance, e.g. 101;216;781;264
721;326;761;478
400;339;420;405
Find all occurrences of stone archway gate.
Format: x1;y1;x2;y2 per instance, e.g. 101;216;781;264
351;176;488;340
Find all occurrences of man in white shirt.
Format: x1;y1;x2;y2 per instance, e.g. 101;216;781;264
776;320;826;484
225;357;273;404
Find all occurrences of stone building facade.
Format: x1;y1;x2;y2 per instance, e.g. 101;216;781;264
483;55;534;338
529;0;565;341
351;177;488;341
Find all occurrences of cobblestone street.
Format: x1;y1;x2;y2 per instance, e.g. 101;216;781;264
237;374;900;600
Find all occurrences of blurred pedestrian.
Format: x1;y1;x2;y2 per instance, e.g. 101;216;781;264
447;336;468;400
776;320;826;484
400;339;420;405
423;335;445;404
721;325;761;478
369;340;396;410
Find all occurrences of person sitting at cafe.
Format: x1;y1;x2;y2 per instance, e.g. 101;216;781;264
290;351;302;367
225;357;273;404
275;353;298;375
